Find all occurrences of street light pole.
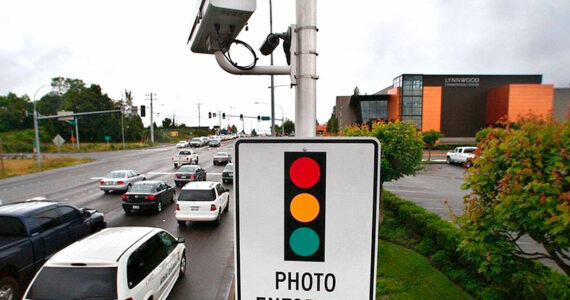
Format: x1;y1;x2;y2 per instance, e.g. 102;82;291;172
269;0;276;137
254;101;284;135
32;85;51;168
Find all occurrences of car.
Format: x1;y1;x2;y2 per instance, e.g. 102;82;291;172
0;200;105;299
189;138;202;148
176;140;189;148
446;146;477;167
171;149;199;167
122;181;176;214
100;170;146;193
222;163;234;183
174;165;207;187
213;152;231;165
209;139;221;147
176;181;229;226
23;227;186;300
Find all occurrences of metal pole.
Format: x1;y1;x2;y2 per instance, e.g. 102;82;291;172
295;0;317;137
0;138;5;177
33;85;50;168
150;93;155;143
75;117;80;150
121;112;126;149
270;0;276;137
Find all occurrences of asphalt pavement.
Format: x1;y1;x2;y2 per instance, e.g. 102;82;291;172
0;141;237;300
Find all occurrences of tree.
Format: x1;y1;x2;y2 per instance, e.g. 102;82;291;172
283;119;295;135
162;118;173;128
231;124;238;134
343;120;423;184
459;116;570;277
422;130;443;161
326;107;339;135
0;93;32;132
251;129;257;136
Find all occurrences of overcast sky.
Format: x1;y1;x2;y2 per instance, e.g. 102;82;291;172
1;0;569;134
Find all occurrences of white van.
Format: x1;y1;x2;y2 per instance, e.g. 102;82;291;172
23;227;186;300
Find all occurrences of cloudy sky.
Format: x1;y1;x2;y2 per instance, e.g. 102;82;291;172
1;0;569;133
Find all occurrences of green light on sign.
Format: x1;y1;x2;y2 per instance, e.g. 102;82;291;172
289;227;320;257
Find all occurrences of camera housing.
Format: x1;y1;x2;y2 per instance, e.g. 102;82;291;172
188;0;256;54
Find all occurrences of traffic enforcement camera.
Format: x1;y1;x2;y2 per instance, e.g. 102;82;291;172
187;0;256;54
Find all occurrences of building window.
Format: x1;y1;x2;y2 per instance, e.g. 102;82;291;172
400;75;423;130
360;100;387;123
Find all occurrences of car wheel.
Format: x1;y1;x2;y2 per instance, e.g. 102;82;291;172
179;253;186;278
174;163;178;168
225;201;229;213
156;201;163;213
124;209;132;215
0;275;19;300
103;190;109;194
127;184;132;191
142;177;146;181
214;211;222;226
177;220;186;226
446;156;451;164
171;191;176;203
466;160;473;168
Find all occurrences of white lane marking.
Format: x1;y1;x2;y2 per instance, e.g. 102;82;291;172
148;172;175;175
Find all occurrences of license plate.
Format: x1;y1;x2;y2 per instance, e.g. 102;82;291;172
182;176;188;179
133;205;140;209
191;206;199;211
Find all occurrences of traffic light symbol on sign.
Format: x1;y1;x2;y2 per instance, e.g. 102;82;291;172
284;152;326;262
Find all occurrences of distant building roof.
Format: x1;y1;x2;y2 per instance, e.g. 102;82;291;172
374;85;394;95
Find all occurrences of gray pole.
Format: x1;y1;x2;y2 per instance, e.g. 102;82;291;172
270;0;276;137
150;93;155;143
121;112;125;149
75;117;80;150
295;0;317;137
32;85;50;168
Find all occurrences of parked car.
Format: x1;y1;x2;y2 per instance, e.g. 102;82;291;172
446;146;477;167
0;200;105;299
100;170;146;193
122;181;176;214
23;227;186;300
176;140;189;148
222;163;234;183
213;152;231;165
208;139;221;147
189;138;202;148
171;149;199;168
176;181;229;226
174;165;207;187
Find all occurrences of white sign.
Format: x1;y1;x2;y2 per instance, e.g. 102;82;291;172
235;138;380;300
57;111;74;121
52;134;65;148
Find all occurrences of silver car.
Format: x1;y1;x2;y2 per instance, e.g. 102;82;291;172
100;170;146;193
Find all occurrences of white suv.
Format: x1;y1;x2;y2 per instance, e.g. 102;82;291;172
176;181;229;226
446;146;477;167
23;227;186;300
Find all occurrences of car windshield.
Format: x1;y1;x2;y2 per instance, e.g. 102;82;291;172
464;148;476;153
224;164;234;172
105;172;125;178
26;267;117;299
0;217;27;237
178;189;216;201
179;166;198;173
191;139;201;143
130;184;155;193
179;151;192;155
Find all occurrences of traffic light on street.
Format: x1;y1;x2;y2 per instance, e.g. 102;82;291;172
140;105;146;117
284;152;326;262
257;115;260;121
222;113;226;119
240;114;243;120
208;112;212;119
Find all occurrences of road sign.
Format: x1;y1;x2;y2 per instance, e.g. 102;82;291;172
57;111;74;121
235;138;380;300
70;137;76;143
66;120;76;125
52;134;65;148
105;136;111;142
261;116;271;121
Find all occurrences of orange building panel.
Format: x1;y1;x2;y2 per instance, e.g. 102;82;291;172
387;87;400;121
507;84;553;121
486;85;510;124
422;86;442;132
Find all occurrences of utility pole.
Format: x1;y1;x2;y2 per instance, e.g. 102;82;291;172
146;93;156;143
195;102;203;129
269;0;276;137
74;117;80;150
121;111;126;149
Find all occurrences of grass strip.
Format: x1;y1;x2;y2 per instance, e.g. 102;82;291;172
0;157;92;178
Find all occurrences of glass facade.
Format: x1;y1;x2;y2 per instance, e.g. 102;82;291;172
400;75;423;129
359;100;387;123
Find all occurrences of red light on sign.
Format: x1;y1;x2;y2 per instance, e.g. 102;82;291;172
289;157;320;188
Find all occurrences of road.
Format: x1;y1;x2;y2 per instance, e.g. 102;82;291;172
0;142;237;300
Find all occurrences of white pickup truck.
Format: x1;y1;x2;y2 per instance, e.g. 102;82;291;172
446;146;477;167
171;149;198;168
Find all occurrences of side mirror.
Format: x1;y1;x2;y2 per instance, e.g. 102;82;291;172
81;208;93;217
178;237;186;244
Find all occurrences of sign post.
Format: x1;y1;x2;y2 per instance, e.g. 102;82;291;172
235;138;380;300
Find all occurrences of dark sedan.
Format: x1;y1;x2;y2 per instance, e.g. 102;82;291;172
222;163;234;183
209;139;221;147
213;152;232;165
174;165;207;187
121;181;175;214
